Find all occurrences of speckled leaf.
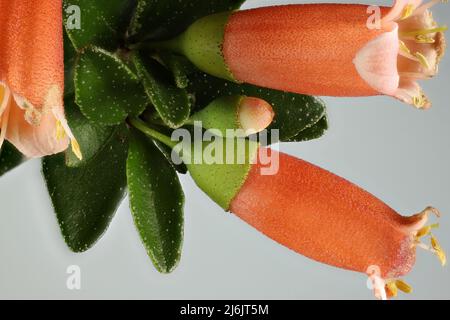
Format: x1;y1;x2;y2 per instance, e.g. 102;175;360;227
63;0;135;50
64;95;116;167
42;126;128;252
0;142;26;177
153;140;188;174
130;0;245;40
187;72;327;142
75;47;149;125
133;54;190;128
64;31;77;97
127;130;184;273
159;53;195;89
286;115;329;142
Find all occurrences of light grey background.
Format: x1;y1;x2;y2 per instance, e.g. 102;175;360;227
1;0;449;300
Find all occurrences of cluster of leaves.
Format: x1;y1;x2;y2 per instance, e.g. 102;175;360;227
0;0;328;273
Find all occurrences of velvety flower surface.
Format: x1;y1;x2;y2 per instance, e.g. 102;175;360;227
223;0;446;108
228;148;445;299
0;0;80;158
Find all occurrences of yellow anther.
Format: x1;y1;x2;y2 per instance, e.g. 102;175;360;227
395;280;413;294
71;139;83;160
401;25;448;37
413;95;426;108
55;120;67;140
414;52;431;69
416;226;432;239
385;281;398;297
415;35;436;43
400;4;416;20
416;223;440;239
431;235;447;266
399;40;411;54
385;279;412;298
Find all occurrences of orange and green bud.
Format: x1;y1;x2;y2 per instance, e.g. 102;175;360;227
188;95;275;137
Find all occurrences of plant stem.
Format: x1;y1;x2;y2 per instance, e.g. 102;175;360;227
129;117;177;149
130;36;183;53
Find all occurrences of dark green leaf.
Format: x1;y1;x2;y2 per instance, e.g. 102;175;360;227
64;31;77;97
127;130;184;273
64;95;116;167
64;0;136;50
159;53;195;89
0;142;26;177
42;126;129;252
286;115;329;142
153;140;188;174
129;0;245;40
187;72;327;142
133;54;190;128
75;47;149;125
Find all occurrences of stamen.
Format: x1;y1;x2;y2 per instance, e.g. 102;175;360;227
416;223;440;239
71;139;83;160
385;281;398;297
400;4;416;20
399;40;411;55
415;35;436;44
395;280;413;294
400;25;448;37
55;120;67;140
385;279;412;298
414;52;432;69
398;41;424;62
431;235;447;266
413;94;430;109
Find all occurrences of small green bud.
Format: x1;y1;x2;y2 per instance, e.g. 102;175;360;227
189;95;275;137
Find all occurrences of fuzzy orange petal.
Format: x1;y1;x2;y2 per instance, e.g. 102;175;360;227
0;0;71;157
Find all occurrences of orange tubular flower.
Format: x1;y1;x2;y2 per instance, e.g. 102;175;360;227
228;148;446;299
170;0;447;109
224;0;446;108
182;138;446;298
0;0;80;158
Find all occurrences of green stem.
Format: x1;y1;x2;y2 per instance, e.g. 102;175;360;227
131;36;183;53
129;118;177;149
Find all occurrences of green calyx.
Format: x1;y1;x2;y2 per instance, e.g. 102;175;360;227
154;12;236;82
130;117;258;210
182;139;259;210
188;95;243;136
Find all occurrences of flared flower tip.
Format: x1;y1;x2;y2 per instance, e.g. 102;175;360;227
367;206;446;299
354;0;447;109
0;82;81;159
0;0;81;159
